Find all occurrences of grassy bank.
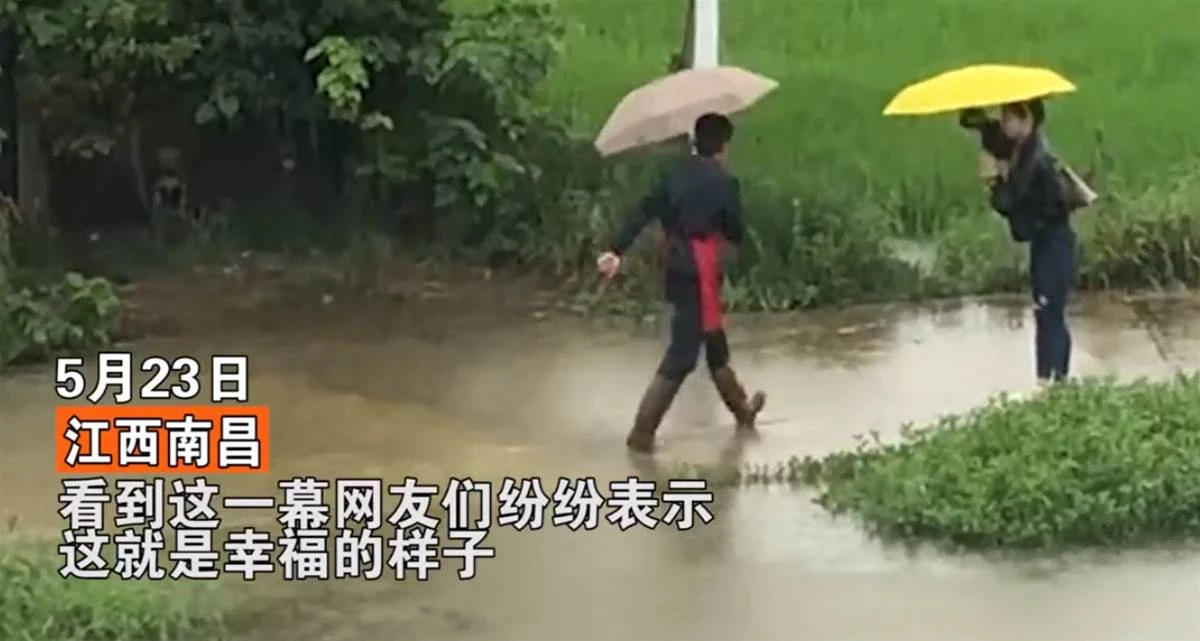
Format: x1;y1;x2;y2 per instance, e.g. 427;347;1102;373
578;160;1200;312
0;543;233;641
672;375;1200;550
544;0;1200;234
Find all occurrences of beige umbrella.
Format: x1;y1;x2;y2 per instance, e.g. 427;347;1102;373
593;65;779;157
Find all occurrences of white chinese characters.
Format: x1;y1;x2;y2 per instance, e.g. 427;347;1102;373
55;354;250;404
56;475;715;581
55;353;267;474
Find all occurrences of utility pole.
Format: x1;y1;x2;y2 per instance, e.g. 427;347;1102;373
664;0;720;154
692;0;719;69
671;0;718;72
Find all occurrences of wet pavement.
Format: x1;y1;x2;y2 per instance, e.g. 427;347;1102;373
2;291;1199;640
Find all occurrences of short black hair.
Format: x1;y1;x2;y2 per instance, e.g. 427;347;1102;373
1001;99;1046;128
693;113;733;157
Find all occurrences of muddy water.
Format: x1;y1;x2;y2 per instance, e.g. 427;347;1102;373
2;293;1200;641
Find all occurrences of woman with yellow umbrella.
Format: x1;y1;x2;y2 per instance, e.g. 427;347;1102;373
885;64;1092;387
991;98;1076;386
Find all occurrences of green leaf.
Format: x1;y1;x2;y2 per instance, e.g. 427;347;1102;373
491;152;525;175
194;103;217;125
360;112;394;131
216;94;240;119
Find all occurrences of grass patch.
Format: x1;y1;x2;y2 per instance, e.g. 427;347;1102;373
670;374;1200;551
0;542;234;641
584;163;1200;313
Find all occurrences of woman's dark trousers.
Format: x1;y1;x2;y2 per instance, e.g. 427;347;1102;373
1029;225;1075;381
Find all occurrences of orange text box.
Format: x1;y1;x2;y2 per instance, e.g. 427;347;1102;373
55;405;270;474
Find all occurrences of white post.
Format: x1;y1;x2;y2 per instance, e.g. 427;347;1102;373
692;0;719;69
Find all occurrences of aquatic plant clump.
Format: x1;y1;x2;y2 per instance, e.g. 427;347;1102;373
812;375;1200;549
0;545;231;641
671;375;1200;550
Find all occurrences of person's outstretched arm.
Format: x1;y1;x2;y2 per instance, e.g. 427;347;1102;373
597;173;670;278
610;174;669;255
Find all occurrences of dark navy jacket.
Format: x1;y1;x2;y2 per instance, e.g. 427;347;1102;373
610;155;745;276
990;133;1070;243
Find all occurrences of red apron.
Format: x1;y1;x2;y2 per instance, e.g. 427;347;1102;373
658;227;725;332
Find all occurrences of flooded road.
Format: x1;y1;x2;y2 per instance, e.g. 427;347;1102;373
2;288;1200;641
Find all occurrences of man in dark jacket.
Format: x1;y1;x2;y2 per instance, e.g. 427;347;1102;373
989;99;1076;384
596;113;766;453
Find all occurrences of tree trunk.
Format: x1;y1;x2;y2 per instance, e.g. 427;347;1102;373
17;117;48;219
670;0;696;72
128;119;150;214
0;21;19;202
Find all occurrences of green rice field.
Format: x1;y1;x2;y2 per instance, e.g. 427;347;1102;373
541;0;1200;231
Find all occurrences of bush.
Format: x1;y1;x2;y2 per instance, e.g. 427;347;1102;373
1;193;122;371
722;181;918;309
1077;167;1200;289
909;167;1200;299
0;544;231;641
1;272;120;369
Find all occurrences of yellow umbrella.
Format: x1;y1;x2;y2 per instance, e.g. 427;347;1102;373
883;64;1076;116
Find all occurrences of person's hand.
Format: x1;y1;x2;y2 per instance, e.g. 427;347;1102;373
596;251;621;279
978;151;1000;180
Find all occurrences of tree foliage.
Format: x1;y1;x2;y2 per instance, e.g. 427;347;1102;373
1;0;579;370
3;0;571;241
